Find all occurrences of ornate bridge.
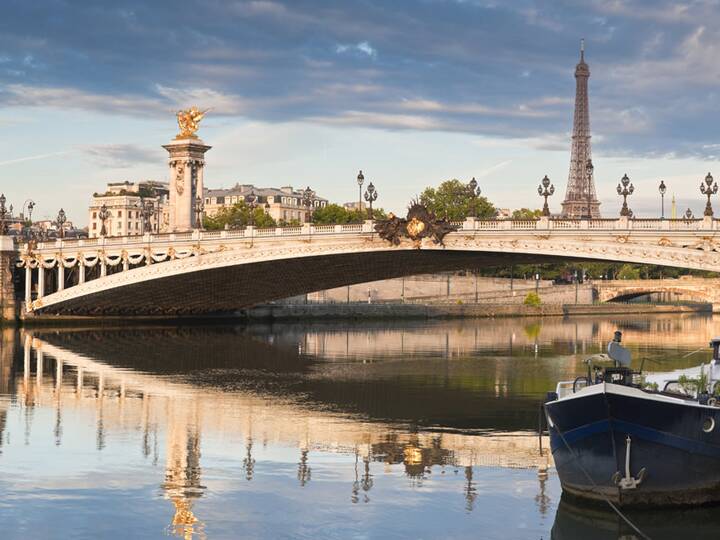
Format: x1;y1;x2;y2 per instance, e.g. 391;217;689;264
595;277;720;305
7;215;720;316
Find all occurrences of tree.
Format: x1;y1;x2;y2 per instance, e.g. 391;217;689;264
420;179;495;220
312;204;387;224
512;208;543;219
617;264;641;280
312;204;363;224
204;202;276;230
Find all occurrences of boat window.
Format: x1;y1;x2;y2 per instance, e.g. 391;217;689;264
703;417;715;433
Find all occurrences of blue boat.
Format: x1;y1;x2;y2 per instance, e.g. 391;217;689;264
545;333;720;506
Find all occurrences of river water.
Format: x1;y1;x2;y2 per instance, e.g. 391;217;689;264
1;314;719;539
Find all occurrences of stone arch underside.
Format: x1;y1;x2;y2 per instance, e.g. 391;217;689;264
35;250;567;316
603;288;713;304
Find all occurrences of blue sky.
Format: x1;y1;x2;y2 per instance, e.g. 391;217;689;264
1;0;719;222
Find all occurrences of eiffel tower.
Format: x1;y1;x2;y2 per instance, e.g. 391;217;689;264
561;40;601;218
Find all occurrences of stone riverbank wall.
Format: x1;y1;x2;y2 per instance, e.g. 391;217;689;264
0;238;17;323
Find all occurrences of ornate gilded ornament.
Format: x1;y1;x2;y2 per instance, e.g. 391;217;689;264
406;217;425;239
658;237;673;247
175;106;208;139
374;202;458;247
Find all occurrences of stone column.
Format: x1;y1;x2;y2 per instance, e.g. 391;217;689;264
57;263;65;292
78;263;85;284
37;265;45;299
24;265;32;307
0;236;18;322
163;138;211;232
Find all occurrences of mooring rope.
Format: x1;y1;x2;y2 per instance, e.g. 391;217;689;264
545;409;651;540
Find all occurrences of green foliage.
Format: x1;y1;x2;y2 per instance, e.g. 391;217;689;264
278;218;302;227
523;292;542;307
512;208;543;219
204;202;276;230
420;179;495;220
312;204;364;224
678;368;709;395
312;204;387;224
617;264;641;280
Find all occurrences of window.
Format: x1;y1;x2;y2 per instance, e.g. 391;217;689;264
118;210;122;218
92;222;97;230
92;211;97;218
217;196;225;204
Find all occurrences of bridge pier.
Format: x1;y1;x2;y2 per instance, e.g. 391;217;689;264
0;237;18;323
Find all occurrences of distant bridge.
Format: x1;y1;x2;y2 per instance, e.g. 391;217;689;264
595;277;720;305
7;215;720;316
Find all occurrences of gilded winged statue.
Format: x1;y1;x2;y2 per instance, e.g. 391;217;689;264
175;106;208;138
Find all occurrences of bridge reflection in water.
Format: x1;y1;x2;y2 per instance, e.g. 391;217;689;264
1;315;720;538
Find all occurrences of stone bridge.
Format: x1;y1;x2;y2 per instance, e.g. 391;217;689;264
595;277;720;307
3;215;720;318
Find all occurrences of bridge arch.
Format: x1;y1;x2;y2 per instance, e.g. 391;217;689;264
16;219;720;316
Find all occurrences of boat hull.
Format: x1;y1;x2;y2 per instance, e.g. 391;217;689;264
545;383;720;506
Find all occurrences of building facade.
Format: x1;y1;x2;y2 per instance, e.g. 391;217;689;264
204;184;328;224
88;180;169;238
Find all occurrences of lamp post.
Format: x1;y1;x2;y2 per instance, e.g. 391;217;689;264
700;172;718;217
658;180;667;219
98;202;110;237
302;186;314;223
193;196;204;230
22;199;35;223
617;173;634;217
685;208;695;220
139;198;155;234
537;175;555;217
0;194;8;235
364;182;378;220
56;208;67;239
245;190;257;227
356;170;364;214
585;160;594;219
467;177;481;217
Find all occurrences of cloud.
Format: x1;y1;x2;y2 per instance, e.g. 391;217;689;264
335;41;377;58
81;144;161;168
0;151;69;167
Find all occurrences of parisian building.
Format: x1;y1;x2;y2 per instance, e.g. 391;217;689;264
88;180;169;238
204;184;328;224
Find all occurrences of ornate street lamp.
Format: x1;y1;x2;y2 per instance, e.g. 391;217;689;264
245;190;258;227
685;208;695;220
658;180;667;219
193;196;204;230
537;175;555;217
139;198;155;234
302;186;314;223
467;177;481;217
0;193;8;235
364;182;378;220
356;170;364;213
700;172;718;217
98;202;110;237
21;199;35;222
616;173;634;217
56;208;67;239
585;160;594;219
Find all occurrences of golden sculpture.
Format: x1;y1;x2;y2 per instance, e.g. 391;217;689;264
175;107;208;139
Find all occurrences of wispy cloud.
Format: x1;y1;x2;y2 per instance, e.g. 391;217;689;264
81;144;160;169
0;151;69;167
335;41;377;58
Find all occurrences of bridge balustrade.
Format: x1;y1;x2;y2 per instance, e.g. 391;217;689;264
10;214;720;315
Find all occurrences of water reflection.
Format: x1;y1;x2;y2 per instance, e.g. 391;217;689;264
551;495;720;540
0;315;719;538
